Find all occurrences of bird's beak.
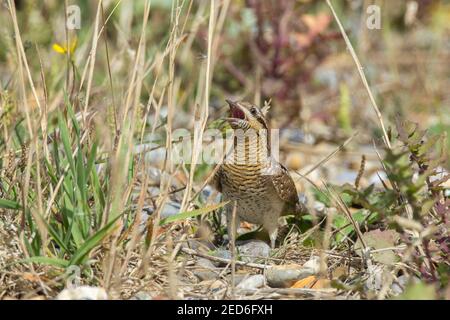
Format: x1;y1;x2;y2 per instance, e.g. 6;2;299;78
226;99;246;120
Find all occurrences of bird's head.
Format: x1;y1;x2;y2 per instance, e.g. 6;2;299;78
225;100;270;132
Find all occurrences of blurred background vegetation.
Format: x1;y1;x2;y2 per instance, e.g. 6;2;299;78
2;0;448;139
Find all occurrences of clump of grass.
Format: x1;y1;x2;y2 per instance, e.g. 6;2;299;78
0;0;226;298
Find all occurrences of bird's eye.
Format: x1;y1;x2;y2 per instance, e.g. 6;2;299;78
250;107;257;115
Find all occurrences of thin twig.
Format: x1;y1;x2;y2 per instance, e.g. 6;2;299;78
83;0;102;124
180;247;267;270
230;200;237;298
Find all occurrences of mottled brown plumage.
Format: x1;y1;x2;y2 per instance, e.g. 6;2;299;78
213;100;305;248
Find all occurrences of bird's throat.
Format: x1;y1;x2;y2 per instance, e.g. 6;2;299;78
230;129;270;166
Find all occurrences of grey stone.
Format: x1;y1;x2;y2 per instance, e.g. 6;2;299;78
200;185;221;204
147;167;161;184
390;275;409;295
147;186;160;197
303;256;321;273
236;274;265;290
146;148;166;167
281;128;316;145
313;201;326;213
365;265;389;291
266;265;315;288
330;169;358;185
227;273;249;287
138;201;181;233
55;286;108;300
160;201;181;219
141;201;181;219
130;291;153;300
194;258;220;281
237;240;271;263
212;248;232;266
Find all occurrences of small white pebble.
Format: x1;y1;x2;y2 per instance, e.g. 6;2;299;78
56;286;108;300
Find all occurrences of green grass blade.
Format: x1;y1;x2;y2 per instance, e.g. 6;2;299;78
22;232;39;256
43;218;71;254
91;167;105;227
159;201;229;226
0;198;21;209
69;213;122;265
76;148;87;204
16;256;69;268
57;112;76;174
65;94;80;136
86;139;98;175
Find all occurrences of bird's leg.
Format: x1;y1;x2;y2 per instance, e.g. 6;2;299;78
268;227;278;249
264;205;282;249
226;205;240;244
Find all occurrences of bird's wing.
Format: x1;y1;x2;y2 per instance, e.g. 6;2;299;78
264;159;299;206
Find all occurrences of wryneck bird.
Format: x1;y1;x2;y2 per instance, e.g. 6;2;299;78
213;100;306;248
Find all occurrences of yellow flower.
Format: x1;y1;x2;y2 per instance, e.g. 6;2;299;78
52;37;77;55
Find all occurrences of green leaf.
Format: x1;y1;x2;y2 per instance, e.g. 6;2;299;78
42;215;71;254
355;229;400;265
159;201;229;226
57;112;76;175
69;213;123;265
86;139;98;176
333;214;354;243
65;95;80;136
0;198;20;210
340;192;353;206
91;167;105;226
70;213;86;248
333;210;370;244
16;256;69;268
76;147;87;204
312;188;331;207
